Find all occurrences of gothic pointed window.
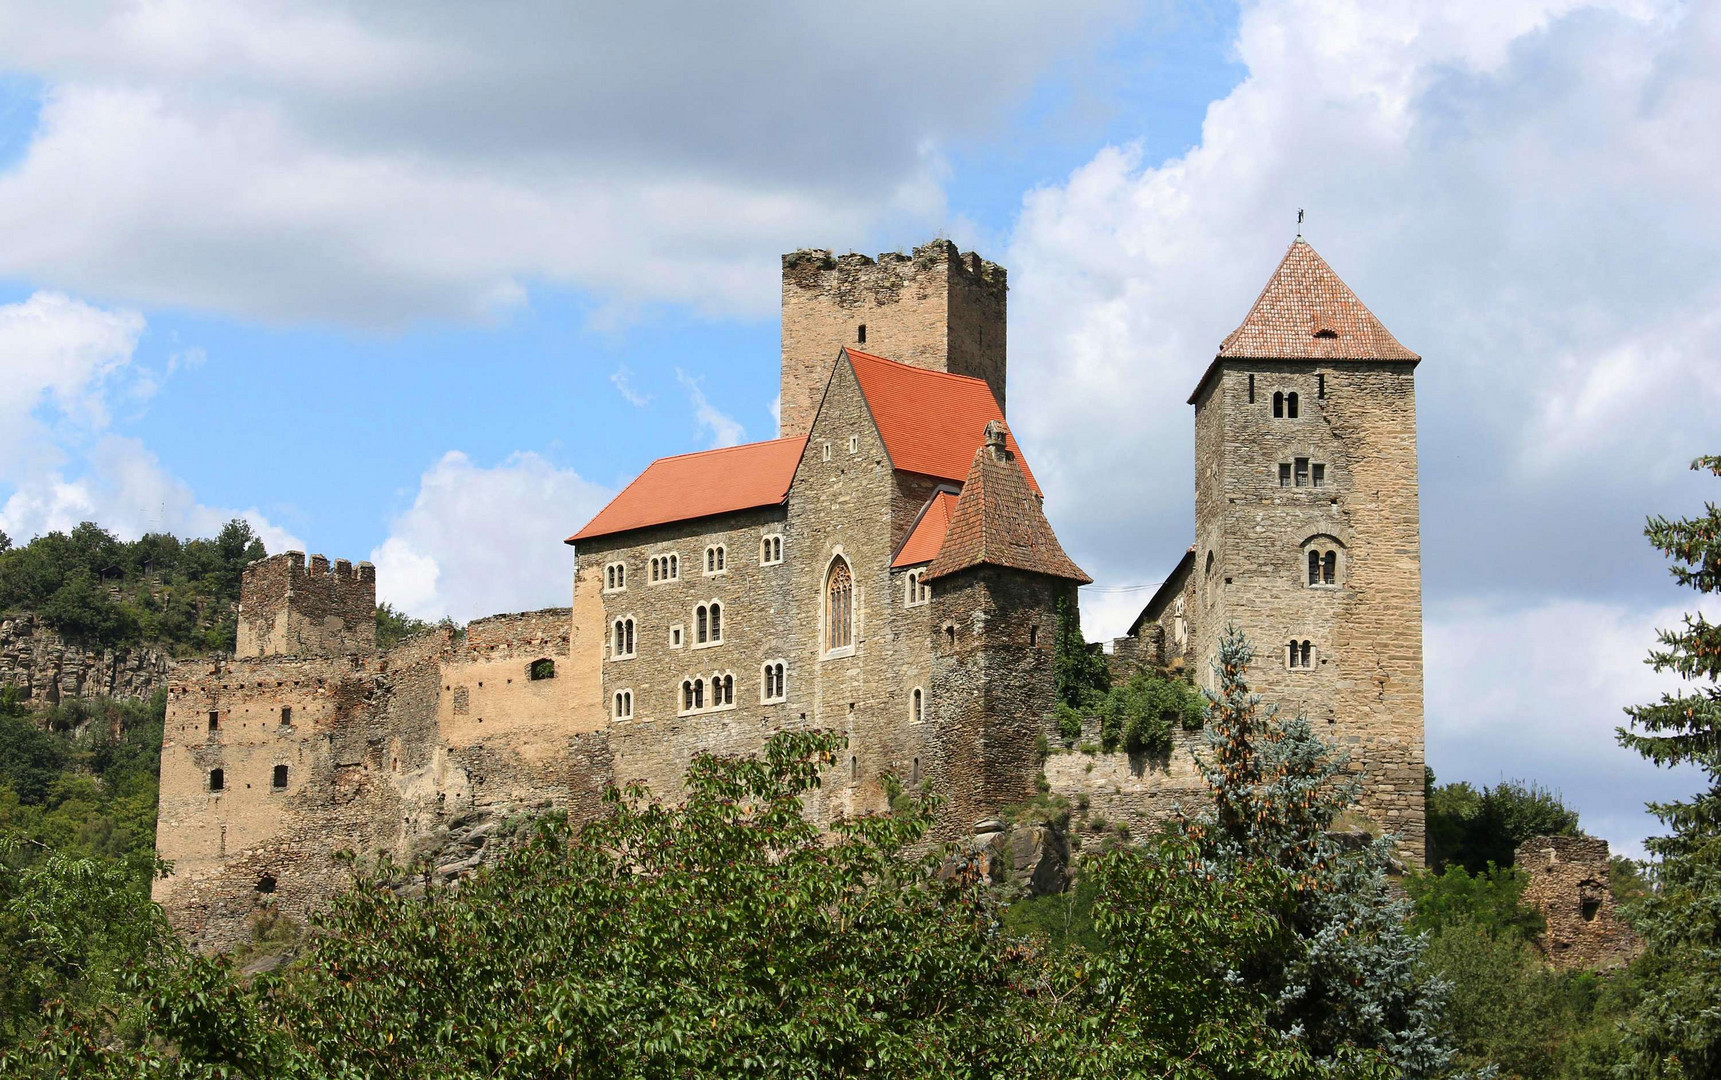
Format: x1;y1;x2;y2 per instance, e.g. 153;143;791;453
826;558;853;652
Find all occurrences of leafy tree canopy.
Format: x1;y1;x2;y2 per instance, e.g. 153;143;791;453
1426;772;1581;873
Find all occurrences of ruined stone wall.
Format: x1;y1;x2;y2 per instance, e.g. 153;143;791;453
1516;835;1641;970
1044;728;1210;838
779;240;1006;437
1193;362;1425;861
0;613;174;705
236;552;377;659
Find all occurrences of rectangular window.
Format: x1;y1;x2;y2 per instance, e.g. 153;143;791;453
1278;463;1291;488
1317;373;1326;398
1248;373;1255;403
1311;463;1325;488
280;706;292;726
272;764;289;789
208;710;219;731
1294;458;1309;487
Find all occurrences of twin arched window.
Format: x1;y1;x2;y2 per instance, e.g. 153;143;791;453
762;662;786;702
682;678;704;711
705;545;726;574
681;674;733;713
761;536;783;565
1272;391;1300;419
1308;550;1338;586
1288;640;1314;668
826;559;853;652
604;562;626;590
612;617;636;657
695;602;722;645
904;569;929;606
613;690;633;719
911;687;924;723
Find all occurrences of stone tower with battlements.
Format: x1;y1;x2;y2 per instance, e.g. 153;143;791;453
779;239;1007;437
235;551;377;659
1187;238;1426;859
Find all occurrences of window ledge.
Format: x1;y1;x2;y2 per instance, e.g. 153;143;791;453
822;646;856;661
691;639;724;651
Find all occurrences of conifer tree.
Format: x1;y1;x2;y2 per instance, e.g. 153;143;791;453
1193;626;1452;1076
1616;454;1721;1077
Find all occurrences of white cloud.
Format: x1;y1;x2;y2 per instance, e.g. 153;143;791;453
1427;598;1709;859
0;291;299;551
0;0;1134;325
608;367;651;408
369;450;611;622
676;368;746;449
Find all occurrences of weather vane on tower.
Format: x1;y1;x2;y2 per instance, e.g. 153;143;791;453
1297;208;1304;237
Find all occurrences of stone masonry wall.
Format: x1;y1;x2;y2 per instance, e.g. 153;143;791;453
0;613;174;705
779;241;1006;437
1516;835;1641;970
1194;362;1425;861
236;551;377;659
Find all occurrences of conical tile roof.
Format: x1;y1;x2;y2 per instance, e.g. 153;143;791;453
1218;238;1417;361
924;421;1090;585
1189;238;1418;404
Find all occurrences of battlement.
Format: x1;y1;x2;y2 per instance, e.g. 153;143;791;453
780;239;1008;437
236;551;377;659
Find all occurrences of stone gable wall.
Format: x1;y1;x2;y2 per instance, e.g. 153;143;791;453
0;613;174;705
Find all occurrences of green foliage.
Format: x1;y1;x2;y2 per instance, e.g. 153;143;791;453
1096;667;1206;754
1052;594;1108;709
1612;454;1721;1078
375;601;435;650
1054;702;1083;742
1405;863;1544;943
0;519;266;653
1426;769;1581;873
0;691;166;885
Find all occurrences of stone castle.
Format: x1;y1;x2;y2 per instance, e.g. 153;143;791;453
153;237;1428;951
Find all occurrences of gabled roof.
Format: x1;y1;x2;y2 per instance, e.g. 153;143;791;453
892;490;959;568
845;349;1040;495
1189;238;1418;404
1126;546;1195;638
924;422;1089;585
568;436;806;543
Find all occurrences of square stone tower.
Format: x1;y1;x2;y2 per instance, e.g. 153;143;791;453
235;551;377;658
779;239;1006;437
1188;238;1425;859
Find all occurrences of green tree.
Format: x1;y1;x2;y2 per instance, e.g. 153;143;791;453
1613;454;1721;1077
1426;771;1581;873
375;602;436;650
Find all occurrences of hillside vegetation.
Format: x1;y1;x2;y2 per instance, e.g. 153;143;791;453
0;521;267;653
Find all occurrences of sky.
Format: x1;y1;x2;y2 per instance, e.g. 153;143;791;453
1;0;1717;858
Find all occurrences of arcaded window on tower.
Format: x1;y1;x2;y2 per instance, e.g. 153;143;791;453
826;558;854;652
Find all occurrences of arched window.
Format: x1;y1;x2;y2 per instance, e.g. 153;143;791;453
669;554;678;578
1273;391;1284;418
1322;551;1337;585
208;767;225;792
1301;640;1312;667
651;557;659;581
850;755;858;783
693;678;705;709
911;687;924;723
696;606;709;644
1289;640;1313;669
612;619;635;657
614;691;632;720
705;545;726;574
272;764;289;789
911;756;921;785
1309;550;1322;585
256;874;276;894
682;681;694;712
762;536;783;565
826;559;853;651
709;602;722;642
762;662;785;703
719;674;733;706
1287;392;1300;418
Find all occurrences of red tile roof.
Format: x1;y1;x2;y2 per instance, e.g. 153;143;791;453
924;422;1089;585
1189;238;1418;404
846;349;1040;494
568;436;806;543
892;490;959;568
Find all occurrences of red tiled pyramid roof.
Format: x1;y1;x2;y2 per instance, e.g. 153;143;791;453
846;349;1040;495
924;422;1089;585
568;436;806;543
892;490;958;568
1190;238;1418;403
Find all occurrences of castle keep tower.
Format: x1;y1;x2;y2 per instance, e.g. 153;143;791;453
1188;238;1425;858
235;551;376;658
779;239;1007;437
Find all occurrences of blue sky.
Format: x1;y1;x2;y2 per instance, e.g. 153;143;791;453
1;0;1717;856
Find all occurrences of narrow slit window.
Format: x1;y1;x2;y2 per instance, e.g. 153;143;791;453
1248;373;1255;402
1287;392;1300;419
682;681;694;712
857;323;866;344
912;687;923;723
1273;391;1284;418
208;710;220;731
1317;373;1326;398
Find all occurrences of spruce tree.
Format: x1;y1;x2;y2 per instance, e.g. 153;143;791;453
1616;454;1721;1077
